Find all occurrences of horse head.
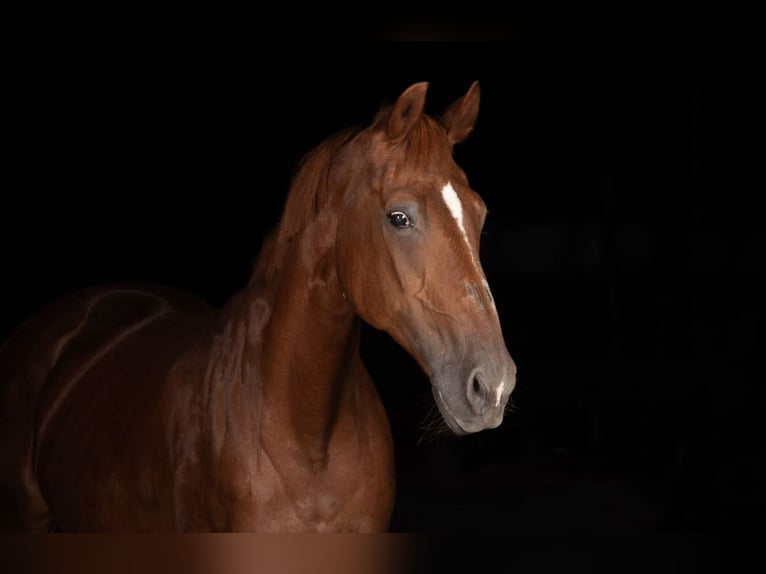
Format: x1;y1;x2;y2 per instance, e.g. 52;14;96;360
334;82;517;434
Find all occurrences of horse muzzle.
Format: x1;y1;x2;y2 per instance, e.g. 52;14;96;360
429;350;516;435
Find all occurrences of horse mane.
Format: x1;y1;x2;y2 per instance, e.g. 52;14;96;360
250;128;358;284
250;105;453;286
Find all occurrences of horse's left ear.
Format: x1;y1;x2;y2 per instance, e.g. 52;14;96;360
441;81;481;145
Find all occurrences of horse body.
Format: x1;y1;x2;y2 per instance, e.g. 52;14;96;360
2;281;393;532
0;81;515;532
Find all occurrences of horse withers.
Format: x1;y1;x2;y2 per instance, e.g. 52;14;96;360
0;81;516;532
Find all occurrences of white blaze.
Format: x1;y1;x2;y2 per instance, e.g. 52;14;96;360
440;182;478;270
440;182;466;239
440;182;497;317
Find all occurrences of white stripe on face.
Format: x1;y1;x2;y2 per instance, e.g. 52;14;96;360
440;182;466;239
495;380;505;406
440;182;498;317
440;182;478;270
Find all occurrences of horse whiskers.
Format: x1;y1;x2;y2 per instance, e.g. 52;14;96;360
416;401;451;445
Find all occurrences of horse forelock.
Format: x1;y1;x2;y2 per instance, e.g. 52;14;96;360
371;106;455;170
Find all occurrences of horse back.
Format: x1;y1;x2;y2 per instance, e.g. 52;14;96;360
1;282;213;408
0;283;213;530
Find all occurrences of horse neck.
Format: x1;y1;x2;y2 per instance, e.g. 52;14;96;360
238;212;360;458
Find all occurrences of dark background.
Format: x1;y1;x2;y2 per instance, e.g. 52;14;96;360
2;29;763;536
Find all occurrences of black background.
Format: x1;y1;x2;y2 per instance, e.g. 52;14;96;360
2;23;763;537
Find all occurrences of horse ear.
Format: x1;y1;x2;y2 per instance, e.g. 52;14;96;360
386;82;429;142
441;80;481;144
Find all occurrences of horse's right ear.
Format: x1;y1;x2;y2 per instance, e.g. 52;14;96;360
386;82;429;142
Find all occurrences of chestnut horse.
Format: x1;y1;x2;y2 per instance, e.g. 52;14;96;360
0;81;516;532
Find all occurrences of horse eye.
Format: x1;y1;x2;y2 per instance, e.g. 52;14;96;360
387;211;411;228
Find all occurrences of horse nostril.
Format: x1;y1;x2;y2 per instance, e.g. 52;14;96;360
467;372;490;414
